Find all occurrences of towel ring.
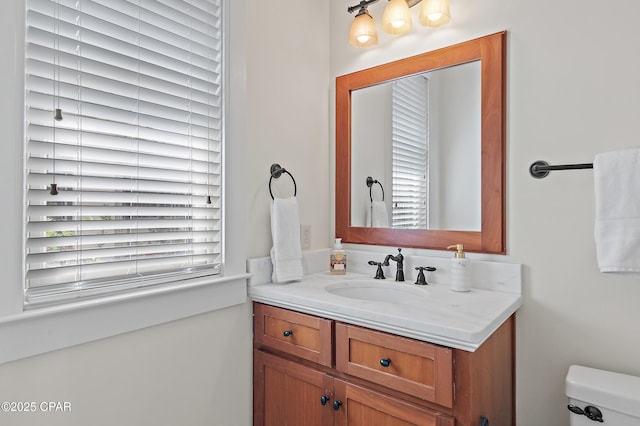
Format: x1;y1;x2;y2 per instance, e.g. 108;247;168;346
366;176;385;202
269;163;297;200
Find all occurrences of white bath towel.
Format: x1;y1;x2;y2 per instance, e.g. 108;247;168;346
365;200;389;228
270;196;303;283
594;148;640;273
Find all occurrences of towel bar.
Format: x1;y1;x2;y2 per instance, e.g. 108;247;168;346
529;160;593;179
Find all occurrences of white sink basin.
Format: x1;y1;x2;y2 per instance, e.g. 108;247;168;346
325;280;429;304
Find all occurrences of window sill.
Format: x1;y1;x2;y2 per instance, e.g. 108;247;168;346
0;273;249;364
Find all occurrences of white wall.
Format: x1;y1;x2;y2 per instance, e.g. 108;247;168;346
0;304;253;425
244;0;331;259
330;1;640;425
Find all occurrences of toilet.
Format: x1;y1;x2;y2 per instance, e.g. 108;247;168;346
566;365;640;425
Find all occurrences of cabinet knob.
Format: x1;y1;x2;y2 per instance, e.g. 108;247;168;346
283;330;293;337
333;400;343;411
320;395;330;406
379;358;392;367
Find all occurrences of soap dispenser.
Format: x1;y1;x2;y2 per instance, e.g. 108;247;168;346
447;244;471;292
330;238;347;275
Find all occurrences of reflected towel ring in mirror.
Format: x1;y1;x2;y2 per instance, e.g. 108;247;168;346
269;163;297;200
366;176;385;202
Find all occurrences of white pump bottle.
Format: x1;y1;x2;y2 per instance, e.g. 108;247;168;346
447;244;471;292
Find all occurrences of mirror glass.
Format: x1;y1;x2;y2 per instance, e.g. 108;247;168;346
350;61;481;231
335;32;506;254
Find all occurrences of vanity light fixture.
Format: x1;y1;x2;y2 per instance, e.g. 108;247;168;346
347;0;451;48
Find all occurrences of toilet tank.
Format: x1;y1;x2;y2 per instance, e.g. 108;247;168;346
566;365;640;425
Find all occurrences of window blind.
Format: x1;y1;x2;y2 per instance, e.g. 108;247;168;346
391;75;428;229
24;0;223;305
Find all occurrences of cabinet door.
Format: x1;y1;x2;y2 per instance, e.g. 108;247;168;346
333;379;454;426
254;350;334;426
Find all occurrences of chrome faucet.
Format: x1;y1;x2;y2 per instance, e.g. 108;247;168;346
383;248;404;282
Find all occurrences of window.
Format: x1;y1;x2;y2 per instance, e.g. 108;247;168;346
24;0;223;307
391;75;428;229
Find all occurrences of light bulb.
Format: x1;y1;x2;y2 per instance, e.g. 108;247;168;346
427;12;442;21
357;34;371;43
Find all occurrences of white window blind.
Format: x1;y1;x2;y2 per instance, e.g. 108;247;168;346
391;75;428;229
24;0;223;306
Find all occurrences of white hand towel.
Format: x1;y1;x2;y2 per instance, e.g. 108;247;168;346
366;200;389;228
594;148;640;273
270;196;303;283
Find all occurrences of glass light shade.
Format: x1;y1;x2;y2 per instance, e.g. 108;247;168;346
382;0;412;35
349;12;378;48
419;0;451;27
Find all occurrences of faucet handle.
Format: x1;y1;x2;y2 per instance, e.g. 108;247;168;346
368;260;386;279
415;266;436;285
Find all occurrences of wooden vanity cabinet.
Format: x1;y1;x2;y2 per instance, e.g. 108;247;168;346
253;302;514;426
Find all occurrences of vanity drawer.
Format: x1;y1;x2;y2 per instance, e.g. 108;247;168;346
254;303;333;367
335;323;453;407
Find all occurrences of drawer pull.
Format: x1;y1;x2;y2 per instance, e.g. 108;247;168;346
320;395;330;406
333;400;343;411
283;330;293;337
379;358;392;367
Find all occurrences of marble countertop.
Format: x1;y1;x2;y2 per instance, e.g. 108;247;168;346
248;271;522;352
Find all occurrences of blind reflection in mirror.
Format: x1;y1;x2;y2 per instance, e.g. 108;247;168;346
350;60;482;231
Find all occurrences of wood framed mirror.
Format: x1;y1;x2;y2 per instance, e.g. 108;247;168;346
335;31;506;254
